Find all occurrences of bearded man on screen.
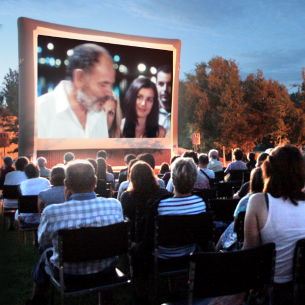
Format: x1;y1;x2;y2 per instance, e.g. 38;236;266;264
37;43;115;138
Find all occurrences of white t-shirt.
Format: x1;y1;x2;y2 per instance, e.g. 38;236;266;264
37;81;109;139
16;178;51;224
4;171;27;208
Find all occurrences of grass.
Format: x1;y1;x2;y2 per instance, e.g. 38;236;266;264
0;211;183;305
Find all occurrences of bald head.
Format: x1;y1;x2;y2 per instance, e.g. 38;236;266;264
65;160;96;193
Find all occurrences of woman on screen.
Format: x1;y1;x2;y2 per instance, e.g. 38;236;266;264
121;78;166;138
104;92;122;138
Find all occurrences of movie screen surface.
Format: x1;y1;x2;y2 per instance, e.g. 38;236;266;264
37;35;173;139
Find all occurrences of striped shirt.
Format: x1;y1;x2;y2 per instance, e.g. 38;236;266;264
157;195;206;258
38;192;123;275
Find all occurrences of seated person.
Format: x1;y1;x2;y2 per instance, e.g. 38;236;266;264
137;153;165;188
118;154;136;184
194;153;215;189
1;156;15;178
118;159;138;201
37;157;51;178
233;152;269;199
3;156;29;230
207;149;223;172
63;152;75;165
97;150;113;174
121;161;168;242
158;162;170;176
224;148;247;177
246;152;256;170
16;164;51;225
38;165;66;215
27;160;123;305
244;145;305;304
161;155;180;187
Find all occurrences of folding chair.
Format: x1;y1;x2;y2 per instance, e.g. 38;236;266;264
236;211;246;250
17;195;39;253
187;243;276;305
293;238;305;305
192;188;217;201
215;181;241;199
214;171;224;182
207;198;240;222
154;212;214;303
49;220;134;305
95;179;112;198
2;185;20;230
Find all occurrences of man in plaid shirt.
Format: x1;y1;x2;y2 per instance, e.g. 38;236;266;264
27;160;123;305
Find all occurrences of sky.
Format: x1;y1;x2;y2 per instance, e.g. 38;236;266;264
1;0;305;93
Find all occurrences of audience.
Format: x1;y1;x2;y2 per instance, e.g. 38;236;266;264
137;153;165;188
216;167;264;251
233;152;269;199
38;165;66;215
194;153;215;189
207;149;223;172
158;162;170;176
27;160;123;305
97;150;113;174
118;159;138;201
37;157;51;178
121;161;168;242
161;155;180;187
244;144;305;305
1;156;15;178
3;156;29;230
224;148;247;176
246;152;256;170
16;164;51;226
118;153;136;184
63;152;75;165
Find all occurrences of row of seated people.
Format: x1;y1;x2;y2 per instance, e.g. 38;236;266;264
2;145;304;304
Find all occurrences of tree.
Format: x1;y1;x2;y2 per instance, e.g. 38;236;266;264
0;69;19;145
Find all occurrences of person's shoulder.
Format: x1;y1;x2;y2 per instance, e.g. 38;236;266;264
158;125;166;138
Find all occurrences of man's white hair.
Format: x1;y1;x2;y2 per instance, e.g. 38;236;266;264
208;149;218;159
37;157;47;167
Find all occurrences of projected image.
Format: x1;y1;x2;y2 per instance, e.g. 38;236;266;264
37;36;173;139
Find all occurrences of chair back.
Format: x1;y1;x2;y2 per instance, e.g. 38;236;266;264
192;188;217;201
236;211;246;249
58;220;130;263
95;179;112;198
215;181;240;199
3;184;20;200
228;169;250;184
214;171;224;182
18;195;38;213
293;238;305;305
207;198;240;222
155;212;214;248
188;243;276;303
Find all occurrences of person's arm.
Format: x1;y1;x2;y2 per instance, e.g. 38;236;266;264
243;193;265;250
38;199;44;216
166;178;174;193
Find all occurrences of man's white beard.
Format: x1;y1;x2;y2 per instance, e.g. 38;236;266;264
77;90;104;113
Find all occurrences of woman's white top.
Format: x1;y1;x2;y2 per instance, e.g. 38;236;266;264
260;193;305;283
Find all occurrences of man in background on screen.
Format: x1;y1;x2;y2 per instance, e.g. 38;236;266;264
37;43;115;138
156;65;172;138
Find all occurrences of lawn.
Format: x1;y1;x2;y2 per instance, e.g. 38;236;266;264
0;212;177;305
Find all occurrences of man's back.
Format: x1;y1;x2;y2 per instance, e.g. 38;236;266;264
39;193;123;275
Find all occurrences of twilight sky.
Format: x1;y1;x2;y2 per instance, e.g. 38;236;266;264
1;0;304;93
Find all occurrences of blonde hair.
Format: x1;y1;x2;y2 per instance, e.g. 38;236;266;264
108;92;122;138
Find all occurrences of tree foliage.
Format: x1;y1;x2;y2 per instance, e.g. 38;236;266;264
179;57;303;152
0;69;19;145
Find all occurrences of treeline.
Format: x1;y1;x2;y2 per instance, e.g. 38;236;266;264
178;57;305;153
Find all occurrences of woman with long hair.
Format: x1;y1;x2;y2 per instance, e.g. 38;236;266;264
121;77;166;138
104;91;122;138
96;157;114;183
120;161;168;242
244;144;305;304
